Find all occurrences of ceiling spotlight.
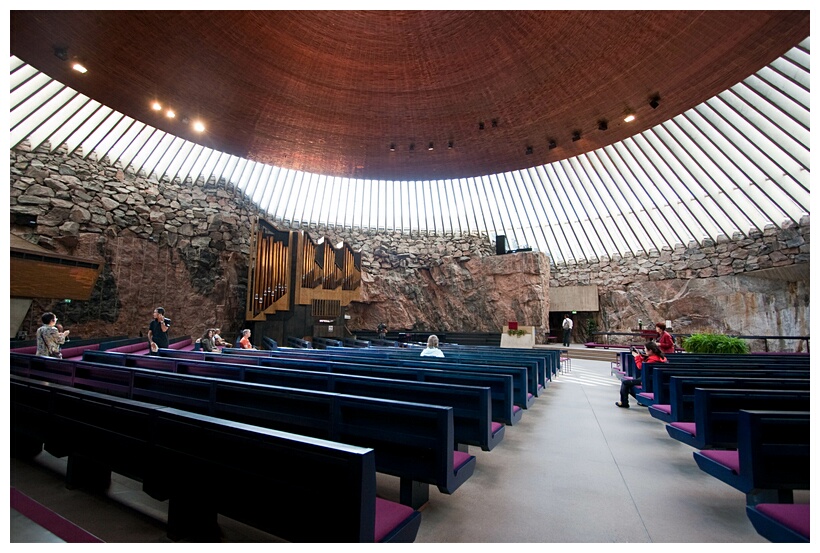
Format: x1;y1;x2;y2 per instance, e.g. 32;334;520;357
447;140;454;149
151;102;162;111
649;95;660;109
572;131;581;142
53;47;69;61
624;112;636;123
526;145;533;155
478;122;485;130
548;139;557;149
166;110;176;119
389;143;396;151
598;120;608;131
72;63;87;74
428;142;434;151
193;121;205;133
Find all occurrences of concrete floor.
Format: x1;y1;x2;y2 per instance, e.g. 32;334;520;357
10;358;780;543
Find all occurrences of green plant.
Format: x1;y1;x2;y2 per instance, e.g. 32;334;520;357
682;333;750;354
507;328;528;337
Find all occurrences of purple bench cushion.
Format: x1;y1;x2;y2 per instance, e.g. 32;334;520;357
755;503;810;539
169;338;193;350
637;392;653;400
669;421;696;437
12;346;37;355
698;449;740;473
108;342;149;354
491;422;504;435
453;450;472;471
650;404;672;415
62;343;100;360
374;498;415;542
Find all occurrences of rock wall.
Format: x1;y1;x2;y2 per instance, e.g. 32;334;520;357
9;141;809;348
10;141;263;341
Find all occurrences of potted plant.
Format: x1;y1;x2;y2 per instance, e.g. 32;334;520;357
682;333;750;354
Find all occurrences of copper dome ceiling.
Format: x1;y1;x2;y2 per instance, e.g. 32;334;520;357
9;10;810;181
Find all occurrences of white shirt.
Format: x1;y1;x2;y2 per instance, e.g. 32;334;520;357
563;318;573;329
420;347;445;357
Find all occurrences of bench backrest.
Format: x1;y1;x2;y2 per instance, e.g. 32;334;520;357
737;409;810;490
650;366;810;404
11;374;390;542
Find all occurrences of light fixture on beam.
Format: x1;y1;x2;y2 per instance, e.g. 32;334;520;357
623;111;636;123
571;130;581;142
649;95;660;109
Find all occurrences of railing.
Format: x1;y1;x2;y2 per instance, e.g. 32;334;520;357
591;332;809;353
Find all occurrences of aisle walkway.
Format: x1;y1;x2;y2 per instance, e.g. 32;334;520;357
10;359;772;543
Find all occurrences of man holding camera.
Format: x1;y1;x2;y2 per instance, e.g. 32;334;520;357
148;307;171;353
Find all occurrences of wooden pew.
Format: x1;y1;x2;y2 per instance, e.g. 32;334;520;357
81;349;504;452
648;376;811;423
640;366;811;408
693;410;809;505
154;349;522;426
12;355;475;509
635;363;810;406
746;503;809;543
664;388;810;450
10;375;421;542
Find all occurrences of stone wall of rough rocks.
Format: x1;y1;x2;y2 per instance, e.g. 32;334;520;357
9;141;809;347
10;141;263;341
548;219;810;346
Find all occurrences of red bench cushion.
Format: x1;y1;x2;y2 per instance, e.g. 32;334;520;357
698;449;740;473
755;503;810;539
374;498;415;542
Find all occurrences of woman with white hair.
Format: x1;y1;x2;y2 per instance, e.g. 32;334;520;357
420;334;444;357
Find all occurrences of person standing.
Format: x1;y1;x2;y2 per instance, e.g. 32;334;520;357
36;312;69;358
148;307;171;353
655;322;675;354
562;314;573;347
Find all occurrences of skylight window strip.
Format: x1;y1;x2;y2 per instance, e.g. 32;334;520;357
694;101;802;226
540;164;587;261
677;109;770;232
316;174;333;228
453;178;471;235
71;106;117;159
490;173;524;247
441;179;456;235
661;116;756;234
281;166;303;221
499;173;528;248
62;104;109;157
614;139;688;251
260;166;282;214
765;55;810;94
780;45;810;75
526;167;564;263
592;147;661;254
477;176;501;240
466;177;490;239
9;58;38;90
627;133;711;244
183;145;212;185
10;80;67;133
118;126;159;174
82;111;126;162
10;71;56;114
12;90;84;152
224;156;249;195
509;171;548;254
154;137;189;183
251;164;273;208
565;157;621;259
643;126;735;239
94;115;136;163
753;66;810;113
711;91;809;183
377;179;387;231
195;148;220;185
552;161;604;260
731;81;810;150
174;142;205;184
296;171;314;223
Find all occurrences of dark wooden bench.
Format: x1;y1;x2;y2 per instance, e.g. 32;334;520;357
137;348;520;426
649;376;811;423
664;388;810;450
13;354;476;509
11;375;421;542
746;503;809;543
82;349;504;452
693;410;809;505
641;366;811;408
635;362;810;406
265;348;535;409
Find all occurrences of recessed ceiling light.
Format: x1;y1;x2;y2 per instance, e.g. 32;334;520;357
166;110;175;119
193;121;205;133
624;113;636;123
72;63;87;74
151;102;162;111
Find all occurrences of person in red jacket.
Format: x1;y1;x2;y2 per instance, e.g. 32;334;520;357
656;322;675;354
616;341;667;408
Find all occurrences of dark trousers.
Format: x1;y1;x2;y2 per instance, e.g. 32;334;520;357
619;378;640;404
562;329;571;346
